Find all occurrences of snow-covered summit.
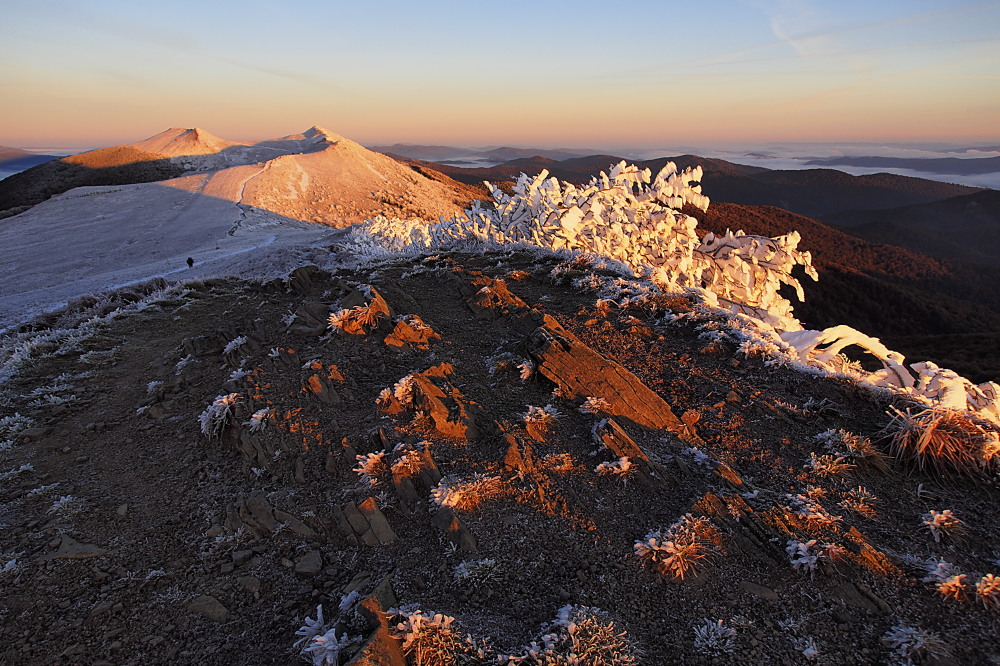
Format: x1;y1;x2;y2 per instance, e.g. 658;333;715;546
132;127;241;157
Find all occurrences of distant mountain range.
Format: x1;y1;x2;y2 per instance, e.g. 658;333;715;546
368;143;598;164
0;146;58;174
806;155;1000;176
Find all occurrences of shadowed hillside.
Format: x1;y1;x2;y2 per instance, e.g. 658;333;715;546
691;203;1000;382
826;190;1000;267
0;146;186;218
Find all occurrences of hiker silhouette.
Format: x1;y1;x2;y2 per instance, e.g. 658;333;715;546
186;257;194;268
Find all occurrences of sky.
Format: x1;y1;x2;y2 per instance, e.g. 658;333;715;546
2;0;999;150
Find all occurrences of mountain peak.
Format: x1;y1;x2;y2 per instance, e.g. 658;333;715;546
131;127;238;157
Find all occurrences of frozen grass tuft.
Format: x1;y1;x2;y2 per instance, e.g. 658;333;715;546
886;406;997;478
804;452;854;478
516;605;637;665
975;573;1000;608
882;623;950;665
292;604;362;666
391;609;491;665
920;509;964;543
199;393;240;437
785;539;844;575
692;619;736;657
578;396;611;415
634;514;721;580
430;474;504;512
352;452;388;487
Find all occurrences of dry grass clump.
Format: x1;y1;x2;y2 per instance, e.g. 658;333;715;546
390;610;491;666
328;302;386;334
518;605;638;665
430;474;505;513
882;624;951;665
634;514;722;580
920;509;965;544
976;574;1000;608
885;406;997;478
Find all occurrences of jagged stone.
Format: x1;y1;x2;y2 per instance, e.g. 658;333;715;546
294;456;306;483
465;276;530;319
594;419;668;484
342;502;371;536
294;550;323;576
334;286;394;335
504;434;537;475
303;373;342;404
273;509;317;540
289;301;332;336
18;427;51;443
182;331;232;357
383;315;441;349
693;492;785;565
243;495;280;534
526;320;702;443
358;497;396;543
381;363;481;440
147;401;176;419
41;535;106;561
432;506;478;553
345;581;406;666
187;595;229;623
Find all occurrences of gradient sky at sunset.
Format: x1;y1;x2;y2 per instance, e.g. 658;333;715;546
2;0;999;149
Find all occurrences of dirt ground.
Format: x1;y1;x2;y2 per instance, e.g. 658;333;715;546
1;250;998;665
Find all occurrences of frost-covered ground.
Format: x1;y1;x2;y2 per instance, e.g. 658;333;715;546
0;177;337;330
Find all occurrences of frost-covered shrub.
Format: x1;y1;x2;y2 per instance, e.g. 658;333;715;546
390;609;491;665
199;393;240;437
517;605;637;665
390;442;427;475
0;412;32;451
792;636;821;661
48;495;86;517
578;396;611;415
975;573;1000;608
245;408;271;433
0;463;32;482
453;558;501;588
919;558;968;600
328;302;385;335
785;539;843;575
1;557;19;580
882;623;950;665
518;360;536;382
815;429;889;473
595;457;636;482
293;605;362;666
523;404;560;435
782;493;842;526
223;335;247;355
352;452;388;487
377;375;417;408
886;406;997;478
804;452;854;478
430;474;504;512
838;486;877;517
692;619;736;657
920;509;964;543
634;514;721;580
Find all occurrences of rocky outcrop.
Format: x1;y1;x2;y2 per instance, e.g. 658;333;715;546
527;322;701;443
